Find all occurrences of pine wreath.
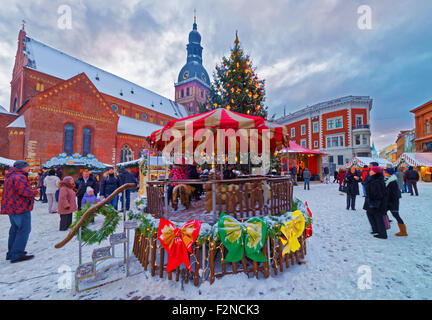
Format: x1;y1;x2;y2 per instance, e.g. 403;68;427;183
70;203;121;245
64;166;78;176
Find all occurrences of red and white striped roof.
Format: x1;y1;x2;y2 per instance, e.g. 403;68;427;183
394;153;432;167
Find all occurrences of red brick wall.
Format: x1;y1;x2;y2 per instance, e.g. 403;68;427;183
0;113;18;158
351;108;368;127
22;74;118;164
116;134;151;163
175;81;209;114
7;128;25;160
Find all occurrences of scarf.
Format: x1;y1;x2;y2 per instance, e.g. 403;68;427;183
384;174;397;187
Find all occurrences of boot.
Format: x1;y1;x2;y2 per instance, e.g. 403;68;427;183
395;223;408;236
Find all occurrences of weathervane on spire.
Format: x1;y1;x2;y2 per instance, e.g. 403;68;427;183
194;8;196;24
22;19;26;31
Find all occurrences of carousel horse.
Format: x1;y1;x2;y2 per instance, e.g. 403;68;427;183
171;184;195;211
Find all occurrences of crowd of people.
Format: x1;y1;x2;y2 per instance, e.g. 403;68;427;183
335;161;415;239
0;160;138;263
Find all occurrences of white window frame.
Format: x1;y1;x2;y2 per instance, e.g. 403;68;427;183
327;116;343;130
300;139;307;148
291;127;295;137
313;121;319;133
326;134;345;148
301;124;306;135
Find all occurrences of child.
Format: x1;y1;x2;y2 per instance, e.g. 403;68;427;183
57;176;78;231
383;168;407;236
81;186;98;207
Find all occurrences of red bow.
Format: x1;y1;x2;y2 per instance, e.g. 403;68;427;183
157;219;201;273
305;201;313;238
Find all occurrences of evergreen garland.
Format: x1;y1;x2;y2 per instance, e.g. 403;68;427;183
70;203;121;245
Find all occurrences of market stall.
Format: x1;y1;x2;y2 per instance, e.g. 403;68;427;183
344;156;392;169
0;156;15;202
43;152;106;180
278;141;326;180
393;152;432;182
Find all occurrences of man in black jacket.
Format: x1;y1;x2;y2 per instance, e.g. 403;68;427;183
404;166;419;196
118;167;138;211
75;170;100;211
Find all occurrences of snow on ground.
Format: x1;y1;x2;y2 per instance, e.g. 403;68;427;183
1;182;431;300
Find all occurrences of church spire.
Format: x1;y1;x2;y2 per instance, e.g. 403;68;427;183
193;9;197;30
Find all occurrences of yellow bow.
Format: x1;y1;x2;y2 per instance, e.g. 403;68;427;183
280;210;305;255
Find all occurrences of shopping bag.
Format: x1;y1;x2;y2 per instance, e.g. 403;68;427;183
383;215;391;230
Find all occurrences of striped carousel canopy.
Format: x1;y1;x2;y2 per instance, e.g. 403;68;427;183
149;108;289;154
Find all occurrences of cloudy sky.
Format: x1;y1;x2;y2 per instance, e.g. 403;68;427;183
0;0;431;152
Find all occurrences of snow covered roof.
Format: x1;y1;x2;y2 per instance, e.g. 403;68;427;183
23;36;188;119
344;157;392;168
116;156;167;168
394;153;432;167
6;115;26;128
117;115;163;138
0;156;16;168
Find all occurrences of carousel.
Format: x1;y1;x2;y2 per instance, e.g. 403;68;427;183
131;109;313;285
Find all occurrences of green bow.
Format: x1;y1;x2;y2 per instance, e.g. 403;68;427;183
218;212;267;263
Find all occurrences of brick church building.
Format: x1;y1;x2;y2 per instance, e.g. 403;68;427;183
0;18;210;165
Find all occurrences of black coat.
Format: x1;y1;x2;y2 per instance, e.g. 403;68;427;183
75;176;99;197
344;171;360;196
405;169;419;181
100;174;121;197
118;168;138;185
364;173;387;215
385;177;401;212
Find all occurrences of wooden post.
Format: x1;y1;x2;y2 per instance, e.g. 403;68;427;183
253;261;258;279
212;182;217;224
159;247;165;278
278;239;284;272
175;268;180;282
221;245;226;275
194;246;201;286
271;238;278;275
209;242;215;285
241;256;248;277
262;240;270;278
143;236;150;270
150;235;157;276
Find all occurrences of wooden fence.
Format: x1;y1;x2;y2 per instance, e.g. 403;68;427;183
132;229;307;286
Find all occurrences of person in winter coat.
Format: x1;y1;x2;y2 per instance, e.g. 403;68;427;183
394;167;404;193
344;167;361;210
75;170;100;211
118;167;138;211
37;169;48;203
404;166;420;196
57;176;78;231
383;168;407;236
100;167;121;210
187;164;203;200
360;166;369;197
303;168;311;190
323;166;330;183
364;166;388;239
43;169;60;213
81;186;99;207
333;170;338;183
1;161;38;263
337;169;346;194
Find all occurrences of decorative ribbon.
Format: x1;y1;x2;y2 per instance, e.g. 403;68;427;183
218;212;267;263
279;210;305;255
305;201;313;238
157;219;201;273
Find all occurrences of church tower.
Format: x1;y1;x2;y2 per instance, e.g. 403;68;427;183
175;12;210;115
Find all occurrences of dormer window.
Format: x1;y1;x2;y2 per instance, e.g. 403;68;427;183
111;104;118;112
131;88;134;94
95;73;99;81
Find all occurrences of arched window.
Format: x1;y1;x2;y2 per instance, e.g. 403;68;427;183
82;128;92;156
111;104;118;112
13;98;17;113
64;124;74;155
120;145;133;163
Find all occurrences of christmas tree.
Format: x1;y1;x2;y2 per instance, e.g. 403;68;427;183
201;31;268;118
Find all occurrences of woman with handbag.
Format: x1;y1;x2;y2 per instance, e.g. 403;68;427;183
344;167;361;210
364;166;388;239
337;169;347;195
384;168;407;236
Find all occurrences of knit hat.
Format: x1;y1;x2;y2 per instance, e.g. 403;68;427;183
86;186;94;193
14;160;29;169
384;167;395;175
63;176;74;183
371;166;382;174
370;162;379;167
